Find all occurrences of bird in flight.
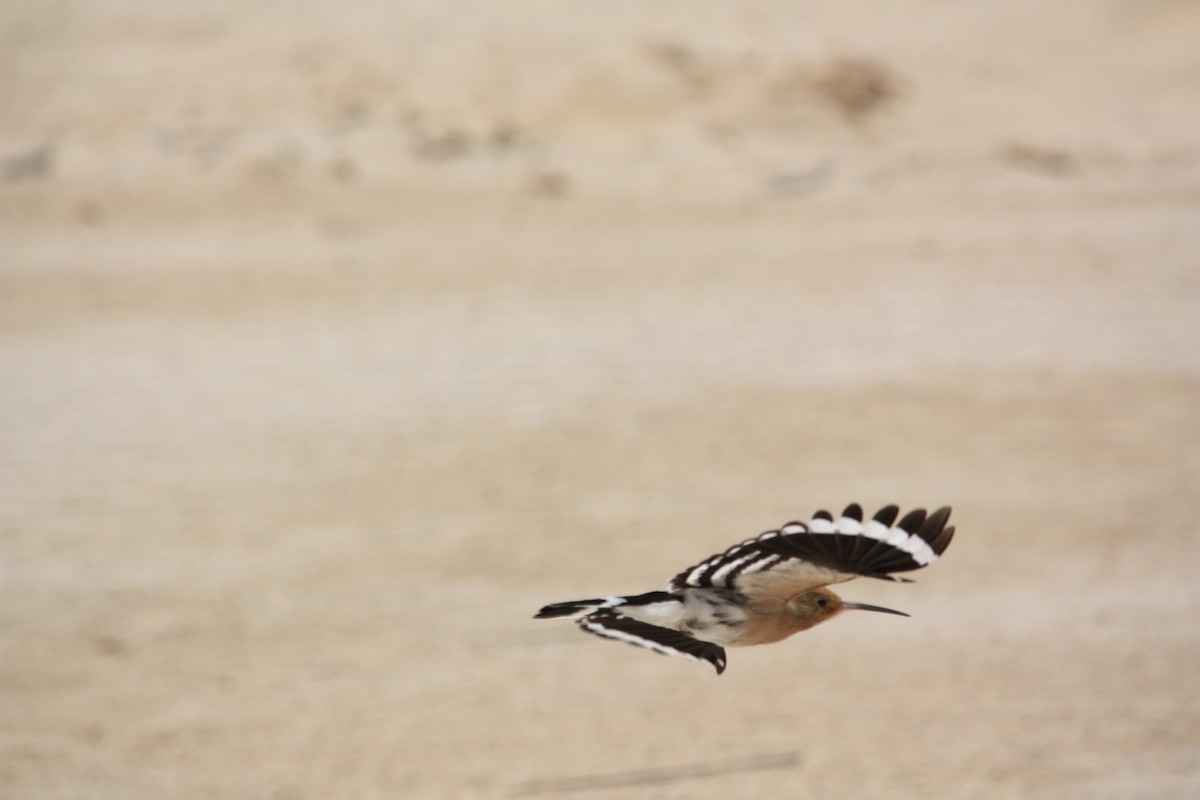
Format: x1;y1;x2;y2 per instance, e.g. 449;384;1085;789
535;503;954;674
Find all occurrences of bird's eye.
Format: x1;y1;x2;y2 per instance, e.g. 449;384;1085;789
816;597;829;608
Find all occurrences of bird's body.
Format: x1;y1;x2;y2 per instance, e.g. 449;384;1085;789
535;503;955;674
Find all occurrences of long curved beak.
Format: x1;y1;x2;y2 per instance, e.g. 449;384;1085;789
841;601;909;617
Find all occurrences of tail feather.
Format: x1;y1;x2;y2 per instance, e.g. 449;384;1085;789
534;590;678;620
534;598;607;619
578;610;728;674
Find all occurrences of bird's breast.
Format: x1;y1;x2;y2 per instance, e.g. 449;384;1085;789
732;613;806;646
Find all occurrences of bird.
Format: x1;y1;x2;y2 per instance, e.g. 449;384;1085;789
534;503;954;674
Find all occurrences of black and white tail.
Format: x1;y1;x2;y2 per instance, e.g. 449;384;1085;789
533;598;608;619
533;591;676;619
534;591;728;673
577;610;728;674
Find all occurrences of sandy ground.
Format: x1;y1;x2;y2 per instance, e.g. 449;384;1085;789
3;1;1200;798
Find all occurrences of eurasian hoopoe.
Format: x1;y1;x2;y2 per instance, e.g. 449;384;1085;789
535;504;954;674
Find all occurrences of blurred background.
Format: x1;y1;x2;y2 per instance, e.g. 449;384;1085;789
3;1;1198;798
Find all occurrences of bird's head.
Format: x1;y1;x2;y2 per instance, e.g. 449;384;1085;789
787;587;910;629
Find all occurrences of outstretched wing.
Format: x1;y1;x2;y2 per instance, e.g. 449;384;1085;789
669;504;955;600
578;610;728;674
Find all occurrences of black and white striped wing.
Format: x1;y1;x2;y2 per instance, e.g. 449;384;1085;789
669;504;954;598
577;610;729;674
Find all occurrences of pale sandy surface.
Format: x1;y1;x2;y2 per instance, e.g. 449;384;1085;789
3;2;1200;798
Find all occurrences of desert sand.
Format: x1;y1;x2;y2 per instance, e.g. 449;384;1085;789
3;1;1199;798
